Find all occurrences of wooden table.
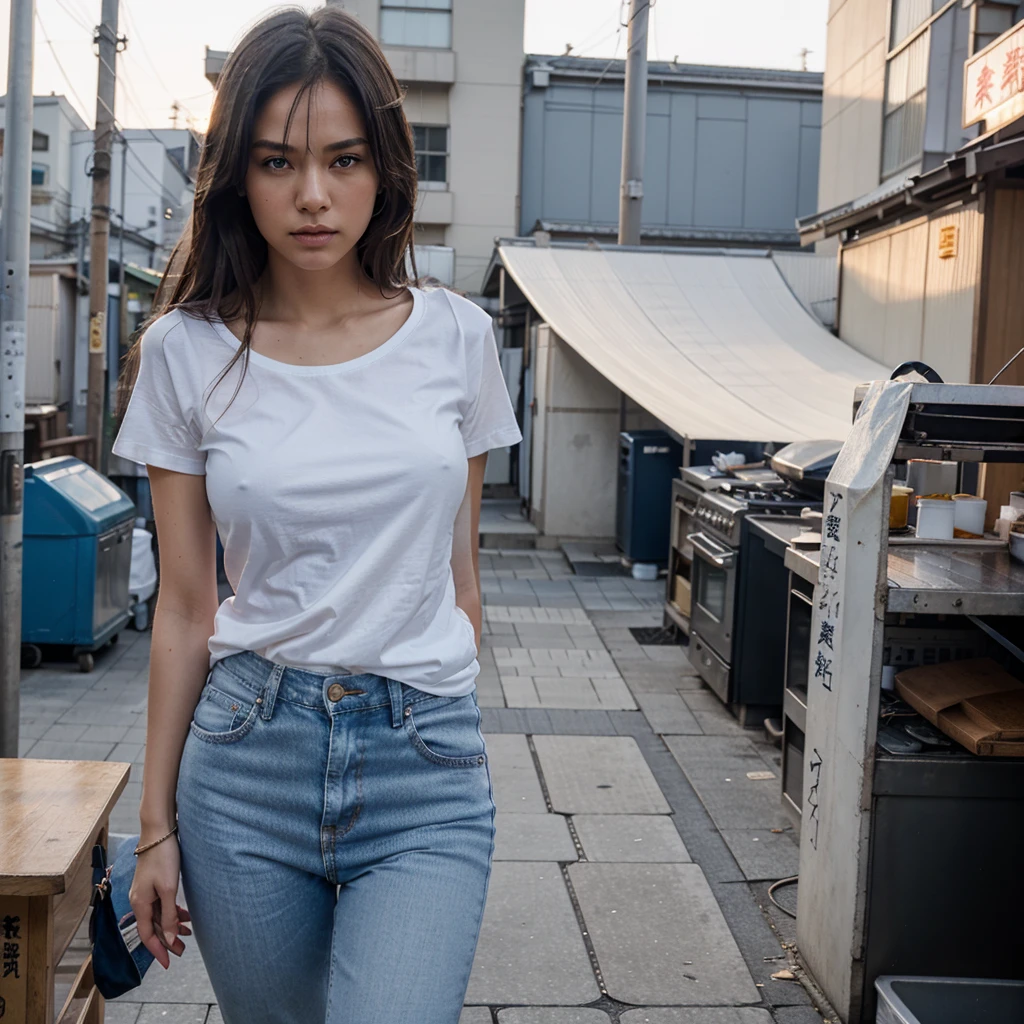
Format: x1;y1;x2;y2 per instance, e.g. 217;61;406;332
0;759;131;1024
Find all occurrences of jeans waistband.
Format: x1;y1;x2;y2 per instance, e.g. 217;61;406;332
212;649;434;727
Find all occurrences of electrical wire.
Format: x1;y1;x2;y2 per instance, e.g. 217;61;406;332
34;8;92;123
53;0;91;33
767;875;798;919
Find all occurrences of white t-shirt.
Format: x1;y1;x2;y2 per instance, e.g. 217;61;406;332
111;285;523;695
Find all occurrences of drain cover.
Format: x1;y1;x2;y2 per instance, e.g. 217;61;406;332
629;625;686;646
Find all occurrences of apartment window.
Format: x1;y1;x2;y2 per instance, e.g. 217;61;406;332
882;30;930;177
31;163;47;187
890;0;947;48
32;131;48;152
380;0;452;49
413;125;448;188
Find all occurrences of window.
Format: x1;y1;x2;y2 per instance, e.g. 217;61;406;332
380;0;452;49
413;125;448;187
31;163;47;187
32;131;48;152
890;0;947;48
882;30;929;177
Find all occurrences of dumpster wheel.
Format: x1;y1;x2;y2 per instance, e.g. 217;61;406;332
21;644;42;670
77;652;94;673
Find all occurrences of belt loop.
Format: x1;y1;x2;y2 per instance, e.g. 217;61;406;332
260;661;285;721
387;678;405;728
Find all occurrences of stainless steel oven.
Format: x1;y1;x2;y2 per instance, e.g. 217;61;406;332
688;530;737;659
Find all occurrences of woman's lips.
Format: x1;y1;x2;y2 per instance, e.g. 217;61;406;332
291;230;337;247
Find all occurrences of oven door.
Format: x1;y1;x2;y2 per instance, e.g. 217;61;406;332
688;531;737;662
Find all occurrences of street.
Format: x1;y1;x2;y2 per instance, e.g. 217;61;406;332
22;546;823;1024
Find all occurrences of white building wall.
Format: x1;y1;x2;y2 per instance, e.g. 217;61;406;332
333;0;523;295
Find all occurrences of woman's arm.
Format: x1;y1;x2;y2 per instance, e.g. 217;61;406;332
140;466;220;833
129;465;219;966
452;453;488;649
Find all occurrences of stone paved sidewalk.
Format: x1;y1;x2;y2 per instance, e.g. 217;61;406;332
19;547;823;1024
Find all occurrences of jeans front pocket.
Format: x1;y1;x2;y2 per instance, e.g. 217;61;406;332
190;663;261;745
404;690;487;768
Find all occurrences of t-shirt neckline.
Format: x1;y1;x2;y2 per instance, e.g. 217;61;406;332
208;286;424;376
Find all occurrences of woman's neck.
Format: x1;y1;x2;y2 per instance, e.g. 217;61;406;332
257;248;379;327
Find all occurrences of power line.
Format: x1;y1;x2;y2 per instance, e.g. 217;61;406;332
34;8;92;123
53;0;91;33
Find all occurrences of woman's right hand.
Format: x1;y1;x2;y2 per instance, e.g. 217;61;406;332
128;835;192;969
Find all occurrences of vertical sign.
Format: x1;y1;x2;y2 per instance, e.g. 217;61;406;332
0;896;29;1021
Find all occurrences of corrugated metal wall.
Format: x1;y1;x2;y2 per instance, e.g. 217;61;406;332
521;79;821;239
27;272;60;404
772;251;839;328
838;203;980;382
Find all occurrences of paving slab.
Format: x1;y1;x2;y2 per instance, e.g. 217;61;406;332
719;829;800;882
533;736;671;815
494;812;578;861
663;735;790;832
567;863;760;1006
634;692;703;734
135;1007;210;1024
498;1009;611;1023
572;814;690;862
502;675;636;710
100;1006;143;1024
773;1007;827;1023
459;1009;493;1024
486;733;548;813
620;1010;772;1024
466;862;600;1005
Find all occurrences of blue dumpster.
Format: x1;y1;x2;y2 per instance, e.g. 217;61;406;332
22;456;136;672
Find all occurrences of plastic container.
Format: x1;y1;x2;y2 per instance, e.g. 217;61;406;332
889;485;913;529
1010;530;1024;565
915;498;955;540
875;975;1024;1024
631;561;659;581
952;495;986;537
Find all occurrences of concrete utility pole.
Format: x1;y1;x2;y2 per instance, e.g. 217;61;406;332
0;0;34;757
87;0;121;473
618;0;650;246
117;132;129;374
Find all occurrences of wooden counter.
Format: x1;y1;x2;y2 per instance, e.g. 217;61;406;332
0;759;131;1024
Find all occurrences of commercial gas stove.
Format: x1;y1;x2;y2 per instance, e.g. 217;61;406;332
686;449;838;726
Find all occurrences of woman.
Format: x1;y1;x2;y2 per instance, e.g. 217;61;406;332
111;7;521;1022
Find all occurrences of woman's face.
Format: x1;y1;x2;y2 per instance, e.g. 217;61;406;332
243;79;379;272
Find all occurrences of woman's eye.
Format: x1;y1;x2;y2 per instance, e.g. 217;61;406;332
335;155;358;168
264;157;289;170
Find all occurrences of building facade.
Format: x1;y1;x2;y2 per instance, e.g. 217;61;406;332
0;95;197;423
521;55;824;248
206;0;524;297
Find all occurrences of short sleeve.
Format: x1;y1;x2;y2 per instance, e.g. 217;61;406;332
111;311;207;475
458;306;523;459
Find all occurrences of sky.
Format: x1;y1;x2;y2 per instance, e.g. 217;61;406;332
0;0;827;133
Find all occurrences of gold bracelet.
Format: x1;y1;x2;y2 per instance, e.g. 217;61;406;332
134;824;178;856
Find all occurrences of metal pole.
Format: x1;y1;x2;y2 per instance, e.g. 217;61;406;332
0;0;35;757
617;0;649;246
117;132;128;390
87;0;120;472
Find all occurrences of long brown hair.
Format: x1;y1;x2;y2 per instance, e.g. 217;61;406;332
115;4;418;421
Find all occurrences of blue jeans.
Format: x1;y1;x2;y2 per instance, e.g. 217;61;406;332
175;649;496;1024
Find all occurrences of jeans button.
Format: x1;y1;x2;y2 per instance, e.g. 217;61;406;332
328;683;344;701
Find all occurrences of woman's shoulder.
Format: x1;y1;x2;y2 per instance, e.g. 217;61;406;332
417;284;493;339
140;305;222;357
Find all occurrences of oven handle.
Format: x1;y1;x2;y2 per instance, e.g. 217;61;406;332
688;531;735;568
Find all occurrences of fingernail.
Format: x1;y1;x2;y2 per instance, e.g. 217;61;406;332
163;930;175;946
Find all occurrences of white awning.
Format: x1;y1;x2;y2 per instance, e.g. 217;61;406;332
497;244;891;442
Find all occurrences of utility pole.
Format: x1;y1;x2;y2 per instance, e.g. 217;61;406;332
0;0;34;757
618;0;650;246
117;132;129;381
87;0;121;473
